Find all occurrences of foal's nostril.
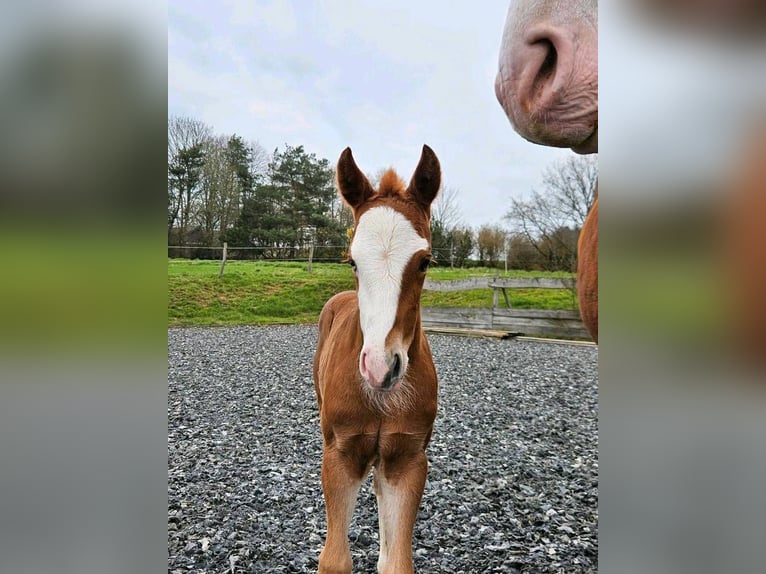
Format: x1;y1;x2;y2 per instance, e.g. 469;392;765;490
380;353;403;390
391;353;402;381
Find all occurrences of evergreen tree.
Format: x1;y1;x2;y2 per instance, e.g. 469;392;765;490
430;219;450;263
450;226;475;267
168;143;205;245
224;144;346;257
226;135;254;201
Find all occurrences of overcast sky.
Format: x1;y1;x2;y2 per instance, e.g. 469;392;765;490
168;0;573;228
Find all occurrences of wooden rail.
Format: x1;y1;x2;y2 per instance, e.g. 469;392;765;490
424;276;575;291
421;276;590;341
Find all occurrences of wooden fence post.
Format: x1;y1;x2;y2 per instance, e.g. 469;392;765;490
307;241;314;273
218;242;228;278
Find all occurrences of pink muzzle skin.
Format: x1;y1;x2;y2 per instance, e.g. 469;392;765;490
359;347;403;390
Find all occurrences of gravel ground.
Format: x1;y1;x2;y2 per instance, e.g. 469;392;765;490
168;325;598;574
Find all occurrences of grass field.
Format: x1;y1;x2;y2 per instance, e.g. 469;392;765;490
168;259;577;326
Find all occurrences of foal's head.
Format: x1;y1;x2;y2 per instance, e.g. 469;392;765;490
337;145;441;391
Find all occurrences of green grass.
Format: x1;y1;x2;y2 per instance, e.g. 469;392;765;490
168;259;577;326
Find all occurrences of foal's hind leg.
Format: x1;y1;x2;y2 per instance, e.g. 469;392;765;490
374;449;428;574
318;446;364;574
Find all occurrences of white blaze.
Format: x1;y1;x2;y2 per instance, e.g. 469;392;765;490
351;206;428;360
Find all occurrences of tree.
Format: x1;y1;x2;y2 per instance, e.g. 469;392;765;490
192;135;242;245
168;143;205;245
432;186;462;234
224;144;346;257
507;232;544;270
430;186;467;267
505;154;597;271
449;226;475;267
430;219;450;264
542;154;597;225
270;144;339;250
476;225;506;267
248;140;270;190
168;116;211;244
226;135;254;199
168;115;211;163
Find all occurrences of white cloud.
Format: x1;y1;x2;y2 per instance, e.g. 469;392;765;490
228;0;296;35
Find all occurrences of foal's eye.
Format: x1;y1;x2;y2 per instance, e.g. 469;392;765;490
348;259;357;272
419;256;432;273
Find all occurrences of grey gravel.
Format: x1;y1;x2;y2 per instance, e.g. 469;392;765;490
168;325;598;573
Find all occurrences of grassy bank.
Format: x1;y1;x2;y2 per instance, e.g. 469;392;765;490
168;259;577;326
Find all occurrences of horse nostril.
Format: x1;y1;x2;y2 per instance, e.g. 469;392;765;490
391;353;402;381
381;353;402;390
534;38;557;87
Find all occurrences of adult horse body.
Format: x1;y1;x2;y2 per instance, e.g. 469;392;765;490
313;146;441;574
495;0;599;342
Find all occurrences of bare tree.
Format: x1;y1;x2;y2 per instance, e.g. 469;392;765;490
249;140;270;188
432;186;463;232
168;115;212;163
194;135;240;244
168;116;212;243
476;224;507;267
542;154;597;225
505;154;597;271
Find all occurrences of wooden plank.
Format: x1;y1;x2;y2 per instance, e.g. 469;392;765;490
421;307;492;330
424;276;574;292
423;327;520;339
421;307;492;320
489;277;575;289
492;308;582;320
420;306;591;341
515;336;597;347
423;277;490;291
491;314;590;339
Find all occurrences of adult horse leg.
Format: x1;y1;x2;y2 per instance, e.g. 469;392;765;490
318;446;363;574
373;447;428;574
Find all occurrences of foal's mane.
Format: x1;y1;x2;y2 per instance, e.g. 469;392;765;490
377;169;407;198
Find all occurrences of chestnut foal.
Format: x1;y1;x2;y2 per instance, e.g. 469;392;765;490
313;146;440;574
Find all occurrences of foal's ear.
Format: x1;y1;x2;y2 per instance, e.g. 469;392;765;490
407;145;441;210
337;147;374;209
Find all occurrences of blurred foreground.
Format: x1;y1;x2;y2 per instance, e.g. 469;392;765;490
0;2;166;574
601;2;766;573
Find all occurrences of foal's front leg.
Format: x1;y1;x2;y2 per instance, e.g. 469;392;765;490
318;446;364;574
374;448;428;574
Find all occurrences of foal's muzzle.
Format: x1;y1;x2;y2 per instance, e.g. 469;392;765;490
360;349;404;390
